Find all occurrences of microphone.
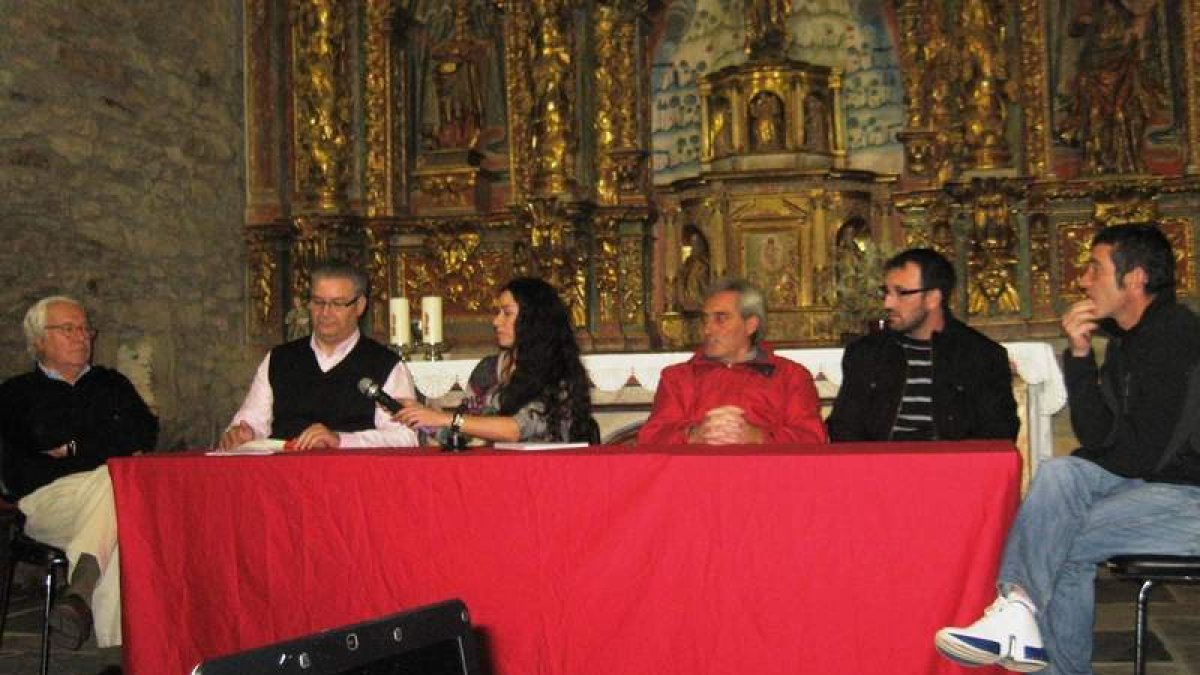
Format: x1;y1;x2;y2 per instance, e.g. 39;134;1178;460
358;377;402;414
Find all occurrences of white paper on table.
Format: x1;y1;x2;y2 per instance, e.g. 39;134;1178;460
205;438;286;456
491;442;590;451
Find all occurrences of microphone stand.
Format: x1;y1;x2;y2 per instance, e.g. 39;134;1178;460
441;403;469;452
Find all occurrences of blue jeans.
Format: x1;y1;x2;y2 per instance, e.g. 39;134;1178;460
997;456;1200;675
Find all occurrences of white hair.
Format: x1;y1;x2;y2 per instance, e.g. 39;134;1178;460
23;295;85;359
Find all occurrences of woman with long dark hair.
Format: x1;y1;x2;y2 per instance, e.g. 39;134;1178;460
395;277;594;443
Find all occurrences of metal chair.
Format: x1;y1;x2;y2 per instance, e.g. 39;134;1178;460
602;420;644;445
0;503;69;675
1105;554;1200;675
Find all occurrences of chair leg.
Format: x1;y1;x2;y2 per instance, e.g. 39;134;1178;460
39;559;55;675
1134;579;1155;675
0;553;14;649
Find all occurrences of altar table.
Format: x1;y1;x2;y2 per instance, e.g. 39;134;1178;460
408;342;1067;471
111;442;1020;675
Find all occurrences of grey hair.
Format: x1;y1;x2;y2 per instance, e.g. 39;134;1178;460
704;277;768;345
310;261;368;298
23;295;85;359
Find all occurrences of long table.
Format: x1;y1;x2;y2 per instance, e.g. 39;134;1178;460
111;443;1020;675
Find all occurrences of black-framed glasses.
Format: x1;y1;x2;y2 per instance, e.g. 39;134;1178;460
44;324;98;339
876;285;931;300
307;295;361;311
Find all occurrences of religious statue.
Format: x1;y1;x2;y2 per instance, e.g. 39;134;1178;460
968;187;1020;315
430;1;486;150
285;295;312;340
709;97;733;157
676;225;713;312
744;0;791;60
1055;0;1165;174
803;94;828;151
749;92;784;152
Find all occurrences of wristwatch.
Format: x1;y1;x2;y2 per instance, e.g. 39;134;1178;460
450;411;465;433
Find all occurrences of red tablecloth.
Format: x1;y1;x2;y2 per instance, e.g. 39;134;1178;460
110;442;1019;675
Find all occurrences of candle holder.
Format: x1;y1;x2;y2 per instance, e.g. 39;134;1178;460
418;341;448;361
390;343;420;361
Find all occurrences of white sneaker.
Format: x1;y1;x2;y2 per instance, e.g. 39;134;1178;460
935;596;1049;672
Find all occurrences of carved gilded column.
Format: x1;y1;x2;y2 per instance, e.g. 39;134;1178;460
895;0;925;130
1028;211;1054;317
895;0;958;184
594;3;620;204
245;0;285;224
503;2;535;202
828;70;847;169
592;214;624;348
364;0;408;216
524;199;592;348
291;0;351;212
1018;0;1052;178
246;223;289;343
958;0;1011;170
594;1;649;206
619;218;651;348
1188;0;1200;174
528;0;577;197
364;220;393;337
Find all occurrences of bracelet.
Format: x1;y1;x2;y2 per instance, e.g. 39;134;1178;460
450;412;465;433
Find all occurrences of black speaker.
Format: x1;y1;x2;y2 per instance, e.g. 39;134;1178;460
191;598;481;675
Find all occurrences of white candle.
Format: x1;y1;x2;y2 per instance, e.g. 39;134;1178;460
389;297;411;346
422;296;443;344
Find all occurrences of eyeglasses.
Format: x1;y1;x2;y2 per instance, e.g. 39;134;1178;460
876;285;932;299
308;295;361;311
44;324;97;339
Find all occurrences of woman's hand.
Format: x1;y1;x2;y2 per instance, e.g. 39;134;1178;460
393;399;453;430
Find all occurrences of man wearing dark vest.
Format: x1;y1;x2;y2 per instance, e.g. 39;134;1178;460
220;262;418;450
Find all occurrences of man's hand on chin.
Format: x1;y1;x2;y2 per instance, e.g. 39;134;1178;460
286;423;341;451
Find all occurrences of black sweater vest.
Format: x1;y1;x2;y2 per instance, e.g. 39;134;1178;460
268;337;399;439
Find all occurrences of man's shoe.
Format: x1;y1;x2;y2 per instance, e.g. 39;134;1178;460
48;592;93;650
935;596;1049;672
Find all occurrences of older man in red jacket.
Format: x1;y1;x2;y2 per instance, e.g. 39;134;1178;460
638;279;826;445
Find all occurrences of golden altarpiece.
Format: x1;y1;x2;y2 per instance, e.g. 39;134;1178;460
242;0;1200;353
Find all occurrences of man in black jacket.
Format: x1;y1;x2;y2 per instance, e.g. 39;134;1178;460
0;296;158;649
935;224;1200;673
826;247;1018;442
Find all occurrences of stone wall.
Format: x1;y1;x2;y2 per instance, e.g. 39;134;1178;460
0;2;253;448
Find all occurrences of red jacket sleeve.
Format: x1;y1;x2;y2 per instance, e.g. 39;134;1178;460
636;365;696;445
758;361;827;444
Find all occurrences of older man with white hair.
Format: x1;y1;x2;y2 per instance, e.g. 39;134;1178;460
0;295;157;649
